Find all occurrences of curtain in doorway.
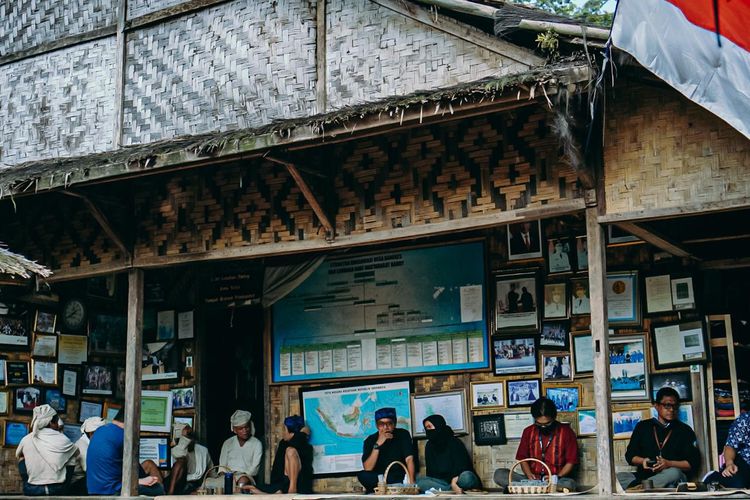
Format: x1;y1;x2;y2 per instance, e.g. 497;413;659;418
261;255;325;308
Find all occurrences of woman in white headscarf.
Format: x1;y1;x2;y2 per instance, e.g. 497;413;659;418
16;404;80;496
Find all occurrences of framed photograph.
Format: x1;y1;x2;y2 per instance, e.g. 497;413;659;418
493;336;538;375
156;310;175;341
571;332;593;376
493;271;539;332
543;283;568;320
607;271;640;326
507;221;543;261
89;313;126;355
502;411;534;439
0;390;9;415
44;388;67;413
652;321;708;369
542;354;572;381
79;400;103;423
545;384;580;411
62;423;82;443
141;390;174;433
609;335;649;401
608;225;641;245
412;390;467;437
473;414;507;446
577;408;596;436
57;334;88;365
540;321;570;350
3;420;29;447
31;360;57;385
470;381;504;409
171;386;195;410
507;379;541;407
142;342;179;382
650;403;694;428
546;237;573;274
177;311;194;340
61;368;78;397
650;371;693;402
104;401;122;422
613;409;647;439
0;316;30;348
115;367;126;397
32;334;58;358
570;278;591;316
0;357;5;385
82;365;114;395
6;361;30;385
34;311;57;334
140;437;170;469
644;274;673;314
575;236;588;271
671;277;696;310
14;386;42;413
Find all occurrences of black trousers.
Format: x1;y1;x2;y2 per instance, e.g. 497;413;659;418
705;456;750;488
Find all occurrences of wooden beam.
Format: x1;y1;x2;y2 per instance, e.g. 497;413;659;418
415;0;500;19
45;261;131;283
316;0;327;113
683;233;750;244
598;196;750;224
113;0;128;148
614;221;695;259
370;0;544;66
700;257;750;270
122;268;144;497
125;0;232;30
518;19;610;40
61;191;132;261
585;203;615;496
0;26;116;67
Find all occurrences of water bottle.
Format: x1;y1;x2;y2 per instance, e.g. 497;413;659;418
224;471;234;494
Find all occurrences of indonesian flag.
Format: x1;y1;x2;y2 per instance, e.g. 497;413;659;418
611;0;750;139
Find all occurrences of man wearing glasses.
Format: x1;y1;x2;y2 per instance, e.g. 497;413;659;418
618;387;700;490
357;407;415;493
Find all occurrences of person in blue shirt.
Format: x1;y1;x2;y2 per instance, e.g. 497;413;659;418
86;409;164;495
705;412;750;488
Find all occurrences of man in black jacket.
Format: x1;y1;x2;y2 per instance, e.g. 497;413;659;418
357;407;415;493
618;387;700;489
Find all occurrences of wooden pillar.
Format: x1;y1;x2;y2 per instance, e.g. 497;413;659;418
585;206;615;495
122;268;144;496
113;0;128;147
315;0;327;112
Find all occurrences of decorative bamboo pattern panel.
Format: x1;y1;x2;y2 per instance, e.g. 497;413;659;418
128;0;187;20
326;0;529;108
0;38;117;165
0;0;115;57
604;84;750;215
122;0;318;146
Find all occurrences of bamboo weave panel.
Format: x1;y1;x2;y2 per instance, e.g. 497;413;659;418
128;0;188;20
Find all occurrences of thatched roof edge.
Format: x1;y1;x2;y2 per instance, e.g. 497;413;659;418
0;245;52;278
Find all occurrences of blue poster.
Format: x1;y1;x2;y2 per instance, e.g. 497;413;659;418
273;241;488;382
5;422;28;446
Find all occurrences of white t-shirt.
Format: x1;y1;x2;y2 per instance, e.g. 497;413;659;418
172;437;214;482
70;434;90;482
219;435;262;477
16;429;79;485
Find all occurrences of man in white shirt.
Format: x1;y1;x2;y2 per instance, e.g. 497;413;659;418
70;416;106;494
16;404;80;496
166;424;213;494
219;410;263;489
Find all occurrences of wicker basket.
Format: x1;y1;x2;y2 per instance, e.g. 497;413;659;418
507;458;554;495
195;465;256;495
374;461;420;495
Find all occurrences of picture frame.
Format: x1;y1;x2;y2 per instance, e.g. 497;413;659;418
493;270;539;332
3;420;29;447
140;390;174;433
87;274;117;300
104;401;122;422
34;311;57;334
506;379;541;407
542;354;573;381
472;414;507;446
502;411;534;439
650;370;693;402
575;236;588;271
79;400;104;423
540;321;570;350
612;409;647;439
546;237;573;274
31;360;57;385
6;361;30;385
507;221;543;261
32;334;58;358
545;384;580;411
115;367;126;397
57;334;88;365
492;336;538;376
609;335;649;401
61;368;78;397
671;276;696;311
543;283;568;320
644;274;674;314
571;331;593;376
412;390;467;437
82;364;114;395
142;341;179;382
607;271;641;326
652;321;708;369
89;313;126;355
607;225;641;245
577;408;596;436
0;316;30;349
62;423;82;444
44;388;67;414
140;437;170;469
14;386;42;413
156;310;176;341
650;403;694;428
171;386;195;410
0;390;9;415
570;278;591;316
470;381;504;410
0;357;5;385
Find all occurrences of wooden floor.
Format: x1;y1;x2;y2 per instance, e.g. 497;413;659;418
1;493;749;499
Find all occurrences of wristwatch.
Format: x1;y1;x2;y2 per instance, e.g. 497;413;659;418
373;443;381;450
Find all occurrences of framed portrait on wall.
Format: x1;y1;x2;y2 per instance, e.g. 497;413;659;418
609;335;649;401
507;221;543;261
575;236;588;271
542;354;573;381
14;386;42;413
34;311;57;334
493;271;539;332
546;237;573;274
570;278;591;316
543;283;568;320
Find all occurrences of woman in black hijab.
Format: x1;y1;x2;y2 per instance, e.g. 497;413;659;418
417;414;481;493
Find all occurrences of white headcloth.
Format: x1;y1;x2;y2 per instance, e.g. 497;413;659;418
31;404;57;436
230;410;252;430
80;416;106;434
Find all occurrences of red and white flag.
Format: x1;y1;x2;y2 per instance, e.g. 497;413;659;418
611;0;750;139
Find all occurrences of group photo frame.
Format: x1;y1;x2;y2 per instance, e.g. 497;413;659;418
542;353;573;381
492;336;538;375
0;316;30;349
539;321;570;350
545;384;580;412
470;381;504;409
506;378;541;407
609;334;649;401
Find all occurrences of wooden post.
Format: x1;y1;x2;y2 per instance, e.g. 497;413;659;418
585;205;615;495
315;0;326;113
122;268;144;497
113;0;128;147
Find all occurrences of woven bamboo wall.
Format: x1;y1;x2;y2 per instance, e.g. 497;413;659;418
0;0;115;57
604;83;750;215
121;0;318;145
0;38;117;165
326;0;528;108
128;0;187;19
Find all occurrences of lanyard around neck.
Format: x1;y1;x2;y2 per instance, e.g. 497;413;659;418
653;425;673;454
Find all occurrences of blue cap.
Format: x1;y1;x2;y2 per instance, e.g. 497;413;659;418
375;407;397;422
284;415;305;433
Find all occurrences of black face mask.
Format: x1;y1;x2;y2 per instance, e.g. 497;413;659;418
536;422;556;435
425;429;438;441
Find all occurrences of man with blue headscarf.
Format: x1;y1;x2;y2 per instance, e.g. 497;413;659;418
357;407;415;493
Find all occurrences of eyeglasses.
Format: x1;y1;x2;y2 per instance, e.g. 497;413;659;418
658;403;678;410
376;420;395;428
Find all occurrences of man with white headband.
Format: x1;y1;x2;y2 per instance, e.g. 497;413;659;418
219;409;263;489
69;417;106;494
16;404;80;496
